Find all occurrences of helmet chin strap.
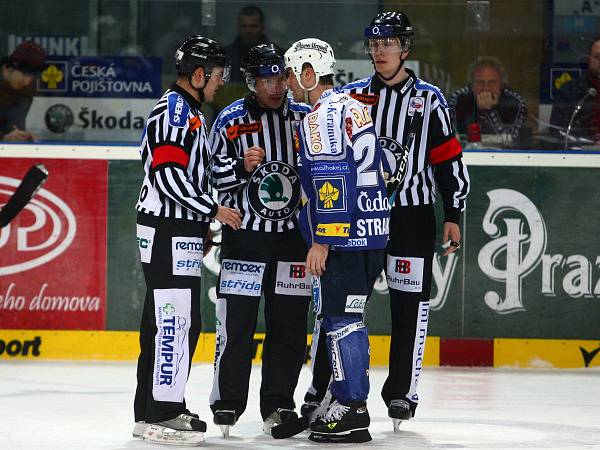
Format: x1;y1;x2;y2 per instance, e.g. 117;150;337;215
298;75;320;104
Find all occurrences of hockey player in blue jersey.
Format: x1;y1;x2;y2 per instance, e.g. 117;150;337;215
284;38;400;443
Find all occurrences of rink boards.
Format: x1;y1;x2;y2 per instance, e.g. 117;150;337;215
1;329;600;368
1;144;600;369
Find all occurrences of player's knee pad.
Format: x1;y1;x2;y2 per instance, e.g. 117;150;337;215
322;315;370;404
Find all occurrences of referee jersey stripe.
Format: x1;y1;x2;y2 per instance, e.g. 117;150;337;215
210;96;310;233
343;73;470;212
136;86;216;221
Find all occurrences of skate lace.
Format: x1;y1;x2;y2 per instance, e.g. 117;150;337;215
323;401;350;422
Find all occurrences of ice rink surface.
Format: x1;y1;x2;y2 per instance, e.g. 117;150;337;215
1;361;599;449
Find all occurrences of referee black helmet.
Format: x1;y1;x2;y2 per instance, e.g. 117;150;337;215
175;35;231;82
364;11;414;51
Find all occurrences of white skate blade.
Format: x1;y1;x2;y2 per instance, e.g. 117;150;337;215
141;424;205;446
392;418;401;433
219;424;231;438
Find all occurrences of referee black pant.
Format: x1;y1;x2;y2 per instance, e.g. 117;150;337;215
382;204;435;416
209;227;310;420
134;213;208;423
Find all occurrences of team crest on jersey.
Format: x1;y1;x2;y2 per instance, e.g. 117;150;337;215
408;96;425;116
246;161;301;220
314;176;346;212
379;137;409;184
227;122;262;140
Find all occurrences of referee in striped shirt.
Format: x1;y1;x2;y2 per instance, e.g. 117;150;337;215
303;11;470;432
133;36;242;446
208;43;312;435
353;11;470;429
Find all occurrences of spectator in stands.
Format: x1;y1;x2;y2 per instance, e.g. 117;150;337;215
225;5;270;82
550;37;600;144
0;41;46;142
449;56;527;144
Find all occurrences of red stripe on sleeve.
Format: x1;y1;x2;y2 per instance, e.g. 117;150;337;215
152;145;190;169
429;137;462;166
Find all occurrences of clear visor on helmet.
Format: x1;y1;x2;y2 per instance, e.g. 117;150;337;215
364;37;411;56
209;54;231;82
255;73;288;96
363;24;412;55
222;64;231;83
208;65;231;83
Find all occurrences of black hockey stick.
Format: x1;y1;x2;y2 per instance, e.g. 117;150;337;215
0;163;49;228
271;416;309;439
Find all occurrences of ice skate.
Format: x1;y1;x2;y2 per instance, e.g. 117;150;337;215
132;413;206;446
213;410;236;438
300;401;322;422
272;401;327;439
388;399;412;432
302;388;333;424
263;408;298;435
308;400;371;443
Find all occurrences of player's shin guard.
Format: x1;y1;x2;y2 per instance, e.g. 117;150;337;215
323;315;370;405
307;316;370;443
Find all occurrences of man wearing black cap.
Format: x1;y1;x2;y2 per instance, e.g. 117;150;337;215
0;41;46;142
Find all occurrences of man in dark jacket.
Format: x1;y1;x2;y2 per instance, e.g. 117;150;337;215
449;56;527;145
224;5;270;82
550;37;600;144
0;41;46;141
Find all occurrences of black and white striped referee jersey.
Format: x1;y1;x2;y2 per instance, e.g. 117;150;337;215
136;83;217;222
209;95;311;232
342;69;470;223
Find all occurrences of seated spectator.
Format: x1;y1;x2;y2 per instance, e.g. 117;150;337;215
225;5;270;82
550;37;600;144
0;41;46;142
449;56;527;144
